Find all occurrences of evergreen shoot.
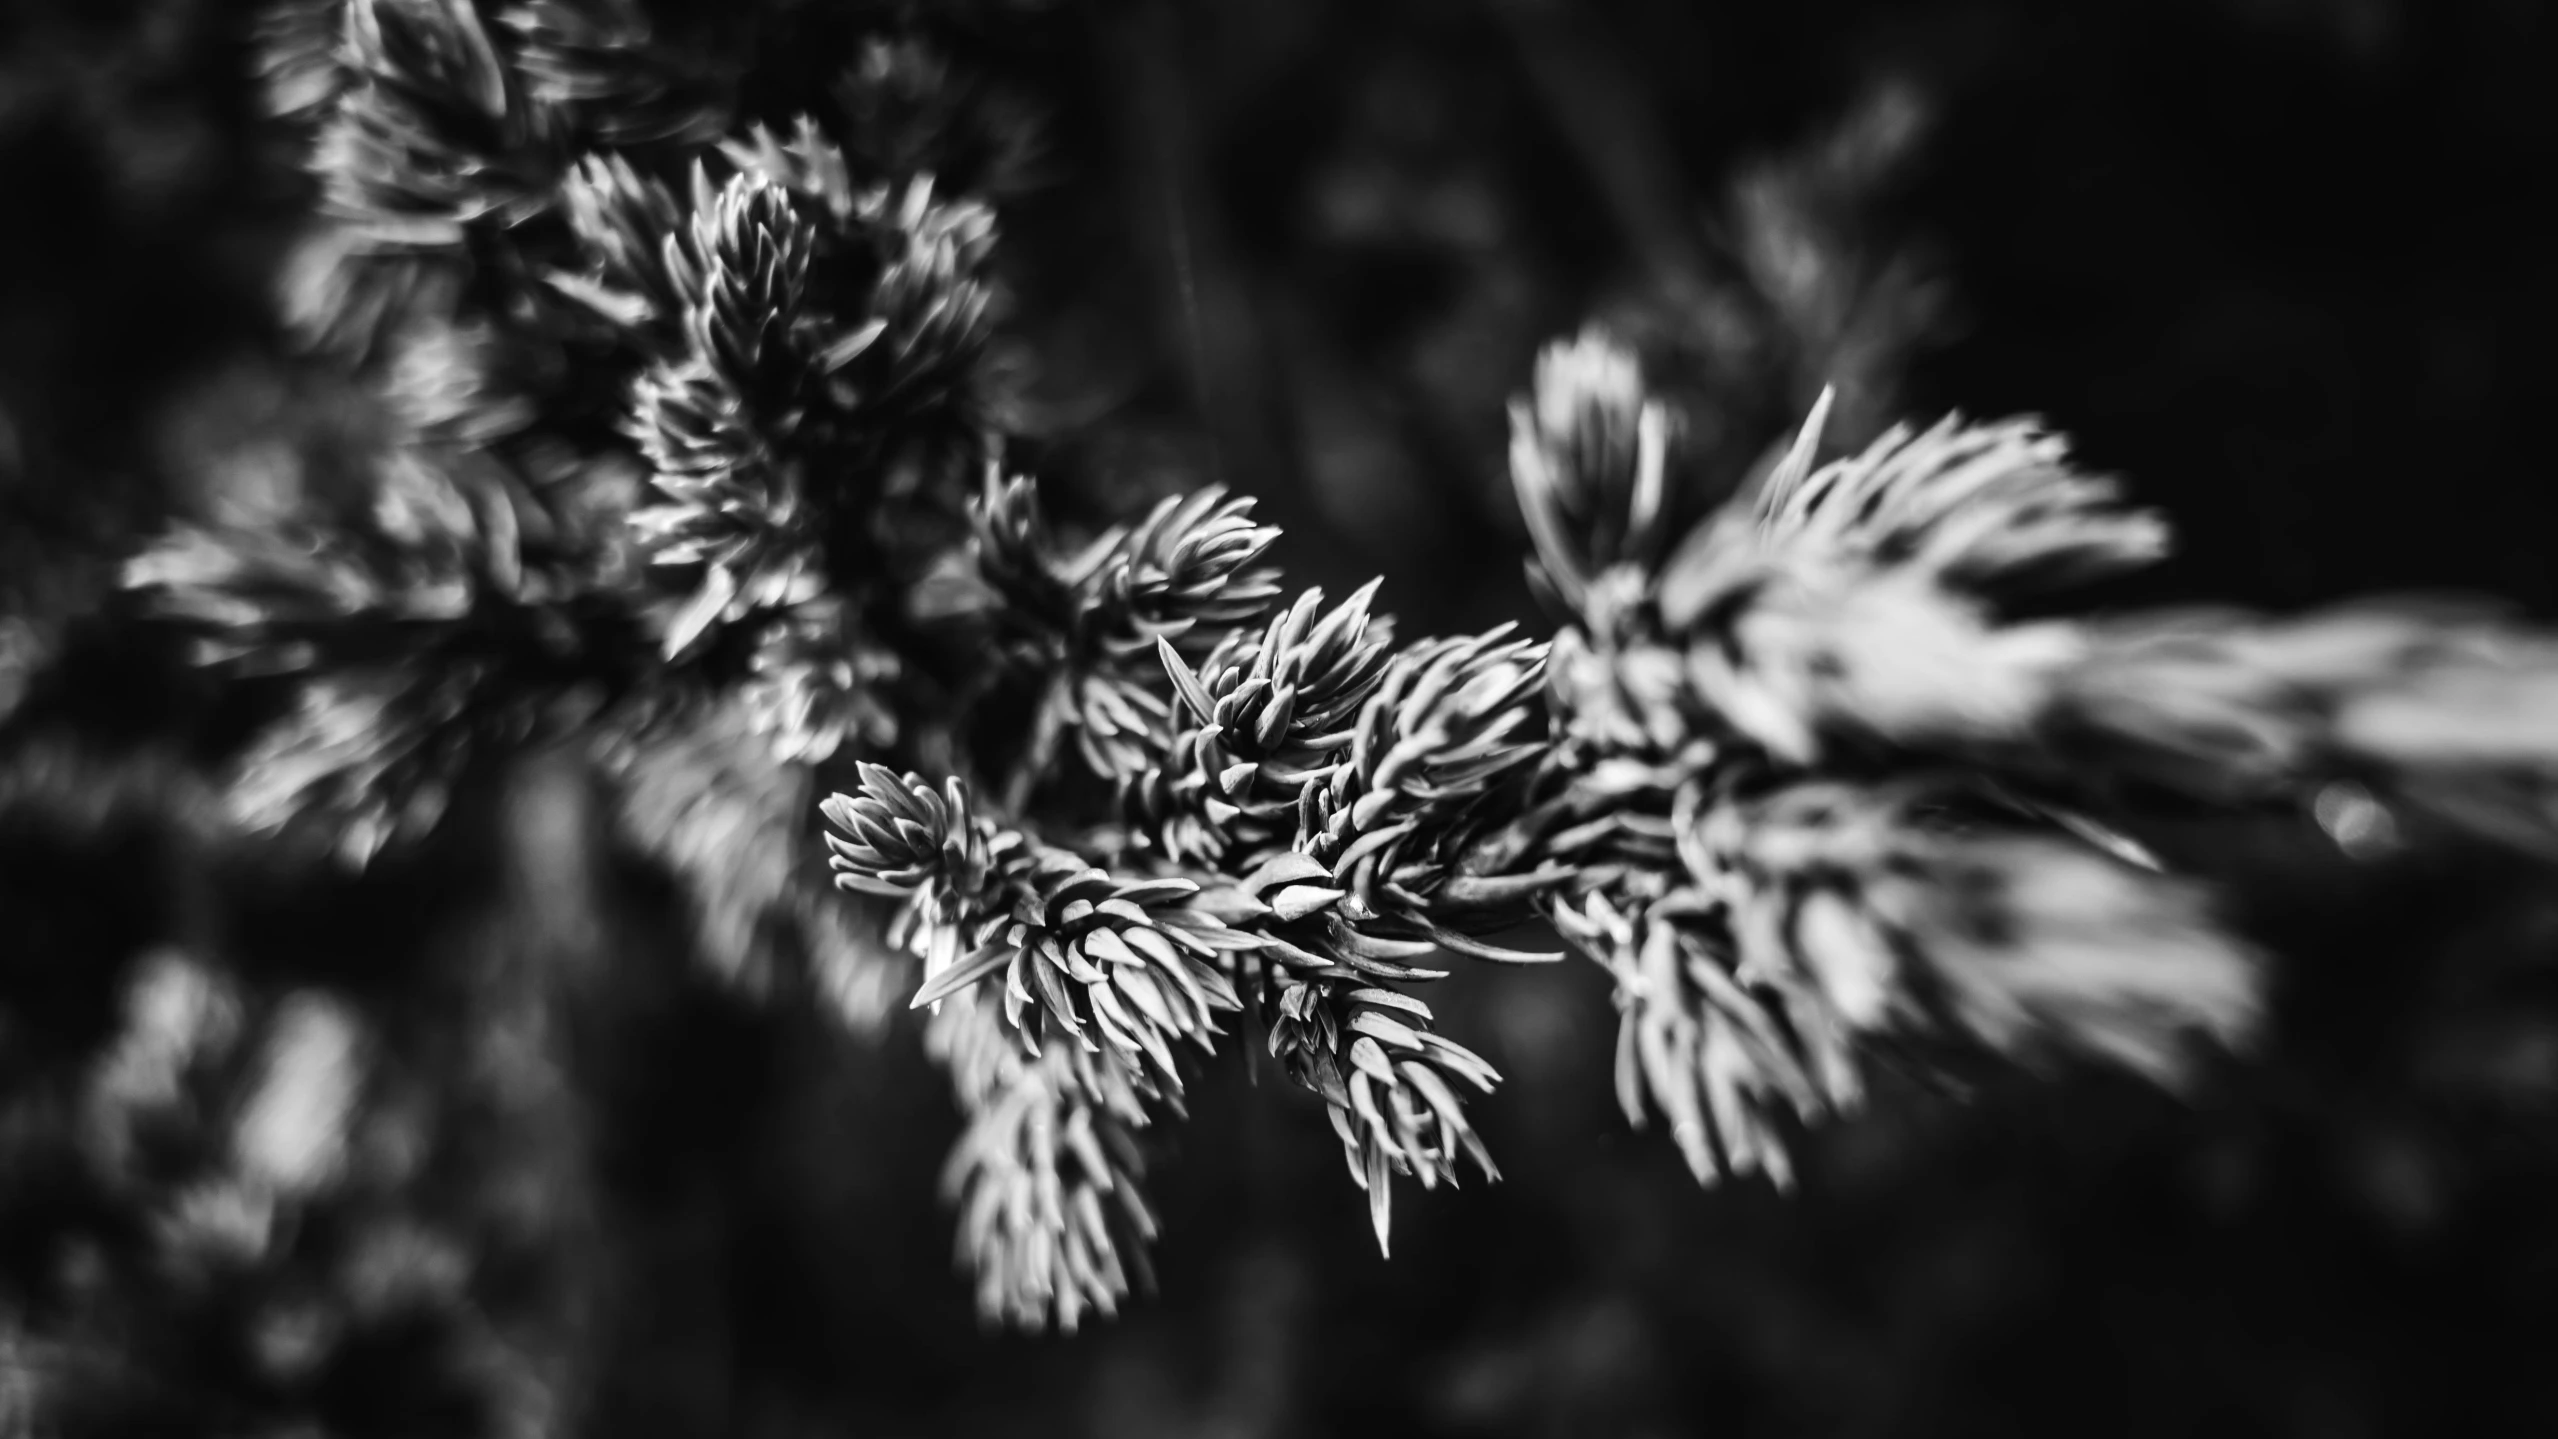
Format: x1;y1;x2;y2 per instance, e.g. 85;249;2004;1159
11;1;2558;1429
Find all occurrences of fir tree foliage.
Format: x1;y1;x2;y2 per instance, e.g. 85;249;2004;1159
50;0;2558;1357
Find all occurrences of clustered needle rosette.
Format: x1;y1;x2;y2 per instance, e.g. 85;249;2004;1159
821;763;1253;1097
925;985;1163;1333
123;457;631;866
1088;486;1288;659
1516;320;2558;1199
1196;626;1567;1251
1119;580;1396;864
955;471;1285;787
612;148;1003;672
821;763;1256;1327
1515;327;2273;1189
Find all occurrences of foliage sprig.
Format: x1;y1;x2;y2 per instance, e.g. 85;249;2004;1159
84;0;2558;1347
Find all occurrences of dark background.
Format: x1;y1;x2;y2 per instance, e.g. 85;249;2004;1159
8;0;2558;1434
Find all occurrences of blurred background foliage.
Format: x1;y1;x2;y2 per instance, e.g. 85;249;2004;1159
9;0;2558;1434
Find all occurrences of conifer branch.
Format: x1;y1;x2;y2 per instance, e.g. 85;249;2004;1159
925;986;1160;1332
65;0;2558;1353
1520;332;2267;1189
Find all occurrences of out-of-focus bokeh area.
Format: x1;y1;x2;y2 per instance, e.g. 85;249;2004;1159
10;0;2558;1434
